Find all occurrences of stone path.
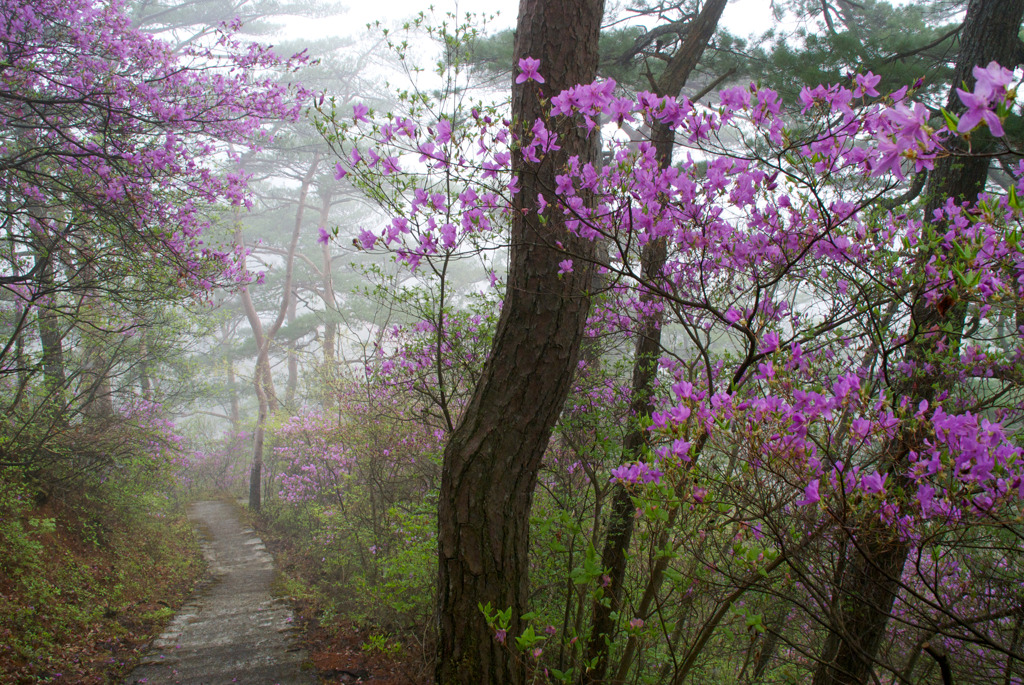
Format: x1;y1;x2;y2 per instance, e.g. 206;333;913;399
126;500;316;685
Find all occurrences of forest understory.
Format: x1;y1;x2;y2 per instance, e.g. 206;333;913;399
4;0;1024;683
258;514;434;685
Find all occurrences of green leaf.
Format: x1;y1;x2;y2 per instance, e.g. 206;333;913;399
663;566;684;585
745;613;765;633
940;107;960;133
550;668;574;683
515;624;539;650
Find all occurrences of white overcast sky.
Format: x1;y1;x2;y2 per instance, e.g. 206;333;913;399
288;0;779;45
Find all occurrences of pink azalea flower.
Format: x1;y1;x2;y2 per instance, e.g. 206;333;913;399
972;61;1014;99
860;471;887;495
796;479;820;506
357;228;376;250
440;223;457;249
759;332;780;354
352;102;369;123
851;418;872;439
516;57;545;84
854;71;881;98
436;118;452;144
957;87;1005;137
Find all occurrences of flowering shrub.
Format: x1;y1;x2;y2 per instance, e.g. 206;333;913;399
316;48;1024;680
261;380;445;629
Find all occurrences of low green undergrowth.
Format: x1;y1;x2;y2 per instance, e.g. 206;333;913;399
0;471;203;684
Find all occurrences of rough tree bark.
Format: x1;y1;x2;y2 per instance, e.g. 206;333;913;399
812;1;1024;682
435;1;604;682
583;2;728;682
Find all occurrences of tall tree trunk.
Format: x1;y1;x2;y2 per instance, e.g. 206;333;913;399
583;2;728;682
750;620;785;681
139;332;152;401
249;353;269;510
36;256;66;395
285;284;298;409
812;2;1024;682
318;194;337;371
228;361;241;429
5;239;33;413
435;1;604;682
240;155;319;510
1003;607;1024;685
222;323;241;431
77;251;114;420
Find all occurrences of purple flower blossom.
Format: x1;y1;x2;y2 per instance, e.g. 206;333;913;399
972;61;1014;98
854;71;881;97
610;462;662;486
671;439;691;462
956;62;1014;136
719;86;751;110
436;118;452;144
758;331;780;354
851;418;871;439
860;471;887;495
352;102;369;123
956;88;1005;136
796;479;820;506
516;57;545;84
440;223;457;249
357;228;376;250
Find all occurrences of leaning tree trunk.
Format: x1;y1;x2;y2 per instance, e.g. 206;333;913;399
583;2;728;682
812;1;1024;682
435;1;604;682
